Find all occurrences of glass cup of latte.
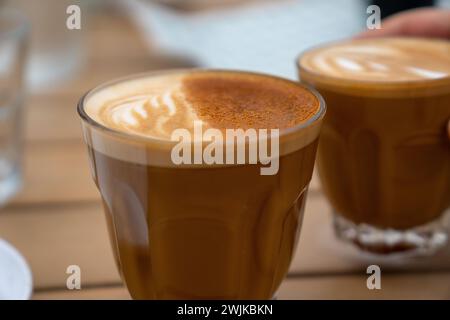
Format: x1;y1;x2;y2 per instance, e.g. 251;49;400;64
298;38;450;255
78;70;325;299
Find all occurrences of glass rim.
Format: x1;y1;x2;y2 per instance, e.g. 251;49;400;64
0;8;30;42
77;68;326;145
296;37;450;89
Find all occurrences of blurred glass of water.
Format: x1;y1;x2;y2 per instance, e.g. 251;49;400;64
0;9;28;205
7;0;83;91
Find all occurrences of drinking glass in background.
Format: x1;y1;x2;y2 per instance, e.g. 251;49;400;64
0;8;28;205
4;0;83;91
0;8;32;300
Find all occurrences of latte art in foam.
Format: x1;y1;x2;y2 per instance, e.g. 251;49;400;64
300;38;450;82
85;71;320;141
99;89;200;140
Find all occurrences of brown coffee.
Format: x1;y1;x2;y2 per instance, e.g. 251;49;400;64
79;70;325;299
298;38;450;253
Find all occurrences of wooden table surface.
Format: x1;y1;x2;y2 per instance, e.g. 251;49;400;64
1;7;449;300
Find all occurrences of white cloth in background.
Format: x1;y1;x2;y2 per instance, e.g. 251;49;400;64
125;0;367;79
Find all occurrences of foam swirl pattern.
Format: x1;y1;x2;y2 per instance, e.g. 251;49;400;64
85;75;202;141
300;38;450;82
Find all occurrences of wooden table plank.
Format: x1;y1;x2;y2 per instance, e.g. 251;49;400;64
33;286;130;300
0;202;120;289
33;271;450;300
279;272;450;300
11;141;99;205
25;95;83;142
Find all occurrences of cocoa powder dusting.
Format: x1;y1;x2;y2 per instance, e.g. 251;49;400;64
182;72;319;129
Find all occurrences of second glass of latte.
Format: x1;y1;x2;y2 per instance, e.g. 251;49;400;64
298;37;450;255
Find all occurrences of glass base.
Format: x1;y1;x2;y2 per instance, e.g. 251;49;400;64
333;212;449;256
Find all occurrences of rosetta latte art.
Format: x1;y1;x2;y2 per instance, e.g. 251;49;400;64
98;87;201;140
301;38;450;82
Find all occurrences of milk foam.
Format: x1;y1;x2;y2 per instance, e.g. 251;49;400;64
300;38;450;82
81;70;325;166
85;74;202;141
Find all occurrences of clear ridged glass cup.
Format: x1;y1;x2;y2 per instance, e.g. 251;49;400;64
78;69;326;299
0;8;31;300
0;9;29;205
298;38;450;256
